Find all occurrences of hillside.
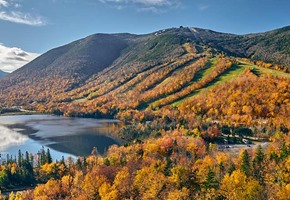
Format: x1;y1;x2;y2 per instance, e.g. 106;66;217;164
244;26;290;66
1;26;290;200
0;26;289;126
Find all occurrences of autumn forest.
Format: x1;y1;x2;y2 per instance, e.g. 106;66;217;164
0;26;290;199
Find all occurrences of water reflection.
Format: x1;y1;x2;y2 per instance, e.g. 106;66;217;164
48;133;117;155
0;126;28;152
0;115;121;159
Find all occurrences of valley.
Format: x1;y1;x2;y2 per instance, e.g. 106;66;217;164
0;26;289;199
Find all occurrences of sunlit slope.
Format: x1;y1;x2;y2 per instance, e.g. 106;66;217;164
171;59;290;107
47;50;290;118
0;26;289;117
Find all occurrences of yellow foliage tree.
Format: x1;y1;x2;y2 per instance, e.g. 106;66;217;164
220;170;262;200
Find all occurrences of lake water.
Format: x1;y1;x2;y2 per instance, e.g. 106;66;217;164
0;115;121;161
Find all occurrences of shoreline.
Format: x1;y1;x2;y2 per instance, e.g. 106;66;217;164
0;114;124;157
0;111;43;116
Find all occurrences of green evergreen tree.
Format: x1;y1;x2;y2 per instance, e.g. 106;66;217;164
60;156;66;167
40;146;46;165
253;145;265;184
254;145;265;164
46;149;52;164
279;142;289;160
203;169;219;189
25;151;30;163
18;150;22;167
164;157;172;176
241;150;251;176
103;158;110;166
228;162;236;175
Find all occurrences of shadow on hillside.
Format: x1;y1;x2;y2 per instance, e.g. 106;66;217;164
191;59;216;82
168;63;245;105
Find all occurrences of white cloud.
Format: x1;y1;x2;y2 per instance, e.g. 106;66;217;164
0;0;8;7
0;43;40;72
198;4;209;11
135;0;172;6
137;6;159;13
0;1;46;26
100;0;177;6
14;3;21;8
0;11;46;26
99;0;181;11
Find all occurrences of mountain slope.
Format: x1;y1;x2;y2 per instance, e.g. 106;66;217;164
0;34;132;89
244;26;290;66
0;26;289;113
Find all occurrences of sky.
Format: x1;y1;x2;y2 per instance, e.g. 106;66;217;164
0;0;290;72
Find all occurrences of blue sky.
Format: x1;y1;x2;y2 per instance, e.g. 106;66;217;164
0;0;290;72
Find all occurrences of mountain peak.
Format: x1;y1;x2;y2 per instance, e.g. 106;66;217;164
0;26;289;109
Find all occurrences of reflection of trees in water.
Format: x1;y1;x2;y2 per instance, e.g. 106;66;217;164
92;122;122;142
0;118;121;158
48;134;118;156
45;120;121;157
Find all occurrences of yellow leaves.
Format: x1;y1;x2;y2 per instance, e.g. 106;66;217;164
199;155;215;169
216;152;228;166
277;184;290;200
99;182;118;200
73;171;83;186
285;157;290;171
6;125;290;200
185;137;207;158
167;187;190;200
82;173;98;198
39;162;65;181
107;156;118;166
10;166;16;175
8;192;24;200
169;166;189;188
85;155;98;166
113;167;132;196
134;166;166;200
61;175;73;192
242;105;253;114
220;170;262;200
8;192;15;200
144;142;159;157
33;180;61;200
40;163;55;174
194;156;215;183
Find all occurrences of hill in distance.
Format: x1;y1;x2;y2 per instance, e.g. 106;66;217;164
0;26;289;124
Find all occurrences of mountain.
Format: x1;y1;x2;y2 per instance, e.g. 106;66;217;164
2;26;289;200
0;70;8;78
0;26;289;116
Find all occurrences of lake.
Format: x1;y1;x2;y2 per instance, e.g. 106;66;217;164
0;114;121;161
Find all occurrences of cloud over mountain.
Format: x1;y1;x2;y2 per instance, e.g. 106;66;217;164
0;44;39;72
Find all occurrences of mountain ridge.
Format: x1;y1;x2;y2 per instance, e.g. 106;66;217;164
0;26;289;115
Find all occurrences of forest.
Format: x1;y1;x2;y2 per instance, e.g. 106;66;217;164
0;27;290;199
1;129;290;199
